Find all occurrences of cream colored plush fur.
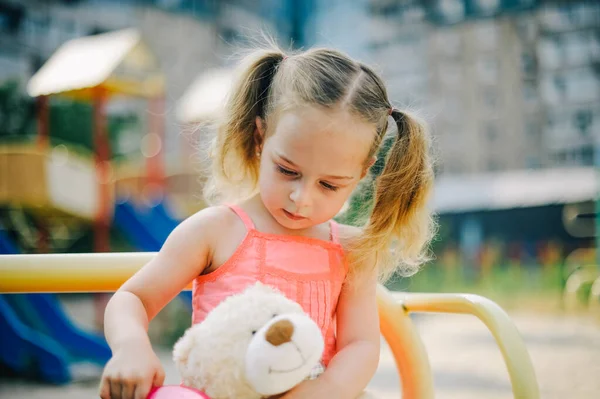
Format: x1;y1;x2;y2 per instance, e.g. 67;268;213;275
173;282;324;399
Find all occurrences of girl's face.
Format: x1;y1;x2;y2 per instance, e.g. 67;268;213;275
257;106;375;230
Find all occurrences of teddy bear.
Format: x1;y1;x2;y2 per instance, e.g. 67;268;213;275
172;282;326;399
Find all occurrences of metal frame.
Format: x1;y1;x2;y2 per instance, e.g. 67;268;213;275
0;253;540;398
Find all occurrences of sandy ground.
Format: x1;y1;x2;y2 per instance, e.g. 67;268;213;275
1;295;599;398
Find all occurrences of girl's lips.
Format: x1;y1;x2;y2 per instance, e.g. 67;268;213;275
283;209;306;221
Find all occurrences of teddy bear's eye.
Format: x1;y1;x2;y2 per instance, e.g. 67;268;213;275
251;330;257;335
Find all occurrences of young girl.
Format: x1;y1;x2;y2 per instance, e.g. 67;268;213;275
99;45;435;399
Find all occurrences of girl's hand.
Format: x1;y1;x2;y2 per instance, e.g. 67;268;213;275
98;342;165;399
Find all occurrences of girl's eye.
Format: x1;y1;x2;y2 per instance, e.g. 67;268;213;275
277;165;298;177
320;182;339;192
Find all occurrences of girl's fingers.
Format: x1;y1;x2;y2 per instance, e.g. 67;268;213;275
110;379;123;399
154;368;166;386
121;381;136;399
98;378;111;399
133;378;152;399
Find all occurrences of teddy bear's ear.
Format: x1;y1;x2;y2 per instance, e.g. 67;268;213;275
172;327;196;368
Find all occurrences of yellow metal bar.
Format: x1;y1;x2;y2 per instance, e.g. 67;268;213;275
0;253;539;399
589;275;600;314
377;285;435;399
0;252;173;293
563;266;599;311
396;292;540;399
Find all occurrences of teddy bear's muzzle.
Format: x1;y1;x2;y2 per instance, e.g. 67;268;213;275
265;319;294;346
245;313;325;396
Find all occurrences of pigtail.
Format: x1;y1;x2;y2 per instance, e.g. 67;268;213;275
351;109;436;282
205;49;285;204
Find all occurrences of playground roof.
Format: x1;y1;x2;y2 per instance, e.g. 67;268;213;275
431;167;598;214
176;68;234;123
27;29;164;100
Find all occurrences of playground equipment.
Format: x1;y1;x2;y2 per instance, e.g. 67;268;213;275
176;67;234;125
24;28;166;252
562;199;598;311
0;252;540;398
0;30;198;381
589;276;600;315
0;144;103;221
563;264;599;311
0;230;111;383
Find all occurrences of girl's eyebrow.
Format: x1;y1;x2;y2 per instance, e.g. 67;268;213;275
277;153;354;180
325;174;354;180
277;153;298;167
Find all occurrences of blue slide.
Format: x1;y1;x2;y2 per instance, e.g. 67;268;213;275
113;199;192;310
0;230;111;384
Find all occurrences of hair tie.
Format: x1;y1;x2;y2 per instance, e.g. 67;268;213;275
282;55;288;61
388;107;394;116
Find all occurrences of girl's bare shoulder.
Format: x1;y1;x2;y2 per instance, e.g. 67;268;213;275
179;205;244;241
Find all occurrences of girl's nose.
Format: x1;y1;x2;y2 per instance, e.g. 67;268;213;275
289;183;311;209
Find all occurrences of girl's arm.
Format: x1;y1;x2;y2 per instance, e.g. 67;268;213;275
321;269;380;397
105;207;221;348
100;207;225;399
283;236;380;398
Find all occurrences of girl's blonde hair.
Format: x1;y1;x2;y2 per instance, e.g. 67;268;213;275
205;43;435;282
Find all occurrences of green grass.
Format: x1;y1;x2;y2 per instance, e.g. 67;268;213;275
387;263;565;313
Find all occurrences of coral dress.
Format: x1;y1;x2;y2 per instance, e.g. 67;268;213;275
191;205;348;365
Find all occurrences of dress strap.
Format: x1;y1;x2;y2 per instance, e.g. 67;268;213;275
329;220;340;244
228;204;256;230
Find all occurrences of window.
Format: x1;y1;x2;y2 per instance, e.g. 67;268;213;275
538;37;562;69
485;122;498;141
473;22;499;52
573;109;593;137
564;32;592;67
476;57;499;85
539;6;571;32
540;3;600;32
437;0;466;24
578;145;594;166
482;88;499;109
525;117;540;140
540;73;564;105
487;159;501;171
526;156;541;169
439;64;463;89
435;28;462;57
544;109;573;141
521;53;536;77
473;0;500;16
522;81;538;106
564;68;599;103
516;16;537;43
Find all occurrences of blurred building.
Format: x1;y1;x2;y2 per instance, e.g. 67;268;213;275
0;0;598;174
304;0;599;175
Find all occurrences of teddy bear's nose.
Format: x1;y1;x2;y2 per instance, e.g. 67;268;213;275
265;319;294;346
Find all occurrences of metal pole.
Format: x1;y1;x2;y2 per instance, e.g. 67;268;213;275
36;95;49;149
93;87;111;253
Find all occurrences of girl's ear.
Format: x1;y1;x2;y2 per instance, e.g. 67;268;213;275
254;116;266;155
361;156;377;179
